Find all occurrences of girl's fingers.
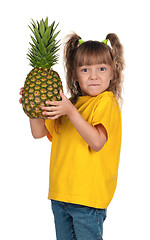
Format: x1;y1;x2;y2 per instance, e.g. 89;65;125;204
19;88;24;95
48;115;61;120
42;106;58;111
46;100;59;106
42;110;58;116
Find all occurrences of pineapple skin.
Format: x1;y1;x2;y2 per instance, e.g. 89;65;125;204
22;67;63;119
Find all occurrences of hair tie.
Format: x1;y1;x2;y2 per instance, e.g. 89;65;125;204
78;39;84;46
79;38;108;46
102;39;108;45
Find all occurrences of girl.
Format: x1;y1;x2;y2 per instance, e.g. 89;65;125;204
20;32;124;240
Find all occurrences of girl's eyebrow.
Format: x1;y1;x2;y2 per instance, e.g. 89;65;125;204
97;63;107;65
80;63;108;67
79;65;89;68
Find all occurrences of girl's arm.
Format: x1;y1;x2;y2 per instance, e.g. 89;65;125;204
29;119;49;139
65;107;107;152
42;90;107;151
19;88;49;139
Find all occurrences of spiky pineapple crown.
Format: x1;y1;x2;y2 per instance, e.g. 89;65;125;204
27;17;60;69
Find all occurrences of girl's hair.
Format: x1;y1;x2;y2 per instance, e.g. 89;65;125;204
63;32;125;106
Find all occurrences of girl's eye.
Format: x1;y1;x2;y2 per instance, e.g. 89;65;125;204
99;67;106;71
81;68;88;72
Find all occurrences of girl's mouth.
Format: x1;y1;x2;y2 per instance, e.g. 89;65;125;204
89;84;100;86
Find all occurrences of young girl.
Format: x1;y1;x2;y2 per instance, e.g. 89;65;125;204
20;32;124;240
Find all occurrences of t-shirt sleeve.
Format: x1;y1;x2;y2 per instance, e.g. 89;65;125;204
45;119;55;142
91;95;119;139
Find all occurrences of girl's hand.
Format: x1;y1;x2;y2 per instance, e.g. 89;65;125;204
19;87;24;104
42;89;75;119
42;89;107;151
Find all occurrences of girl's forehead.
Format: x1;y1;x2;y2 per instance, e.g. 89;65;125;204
77;55;111;66
75;45;113;67
79;62;109;67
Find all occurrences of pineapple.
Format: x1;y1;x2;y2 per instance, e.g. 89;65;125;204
22;17;63;119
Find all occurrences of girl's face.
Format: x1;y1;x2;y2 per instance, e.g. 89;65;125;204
76;63;113;96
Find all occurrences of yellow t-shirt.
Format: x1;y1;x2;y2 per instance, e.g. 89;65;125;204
45;91;122;209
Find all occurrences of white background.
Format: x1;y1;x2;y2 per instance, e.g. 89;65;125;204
0;0;150;239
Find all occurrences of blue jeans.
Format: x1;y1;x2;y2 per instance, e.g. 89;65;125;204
51;200;107;240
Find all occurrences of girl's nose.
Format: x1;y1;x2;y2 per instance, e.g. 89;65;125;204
90;70;97;80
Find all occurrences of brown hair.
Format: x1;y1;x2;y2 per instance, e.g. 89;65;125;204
63;32;125;105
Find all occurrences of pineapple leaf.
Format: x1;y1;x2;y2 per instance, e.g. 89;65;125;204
53;22;59;34
48;31;60;46
28;25;35;36
27;53;34;62
29;43;42;57
34;28;41;43
39;39;46;55
44;17;48;29
31;19;39;32
40;20;45;37
27;17;60;68
27;56;36;67
36;20;40;31
27;50;41;62
42;32;49;47
49;21;56;39
29;21;41;44
45;26;51;38
46;41;55;52
30;36;39;49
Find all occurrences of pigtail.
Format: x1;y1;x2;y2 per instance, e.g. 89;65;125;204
63;33;82;103
55;33;81;133
106;33;125;104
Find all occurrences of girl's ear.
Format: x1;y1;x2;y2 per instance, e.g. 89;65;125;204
73;69;79;82
110;68;114;80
